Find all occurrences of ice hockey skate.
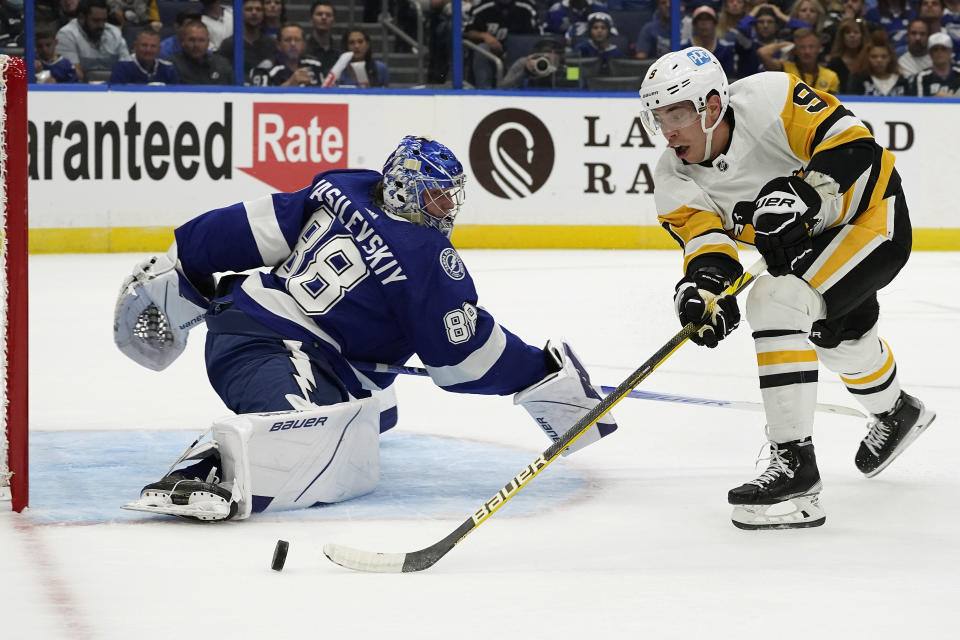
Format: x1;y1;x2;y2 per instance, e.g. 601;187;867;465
728;437;825;530
856;391;936;478
122;471;238;522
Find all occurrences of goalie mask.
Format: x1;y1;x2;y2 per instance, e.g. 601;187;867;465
381;136;466;238
638;47;729;163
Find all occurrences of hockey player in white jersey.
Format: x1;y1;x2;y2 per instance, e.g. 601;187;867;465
639;48;935;529
113;136;618;521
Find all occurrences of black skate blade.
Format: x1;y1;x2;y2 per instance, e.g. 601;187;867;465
732;516;826;530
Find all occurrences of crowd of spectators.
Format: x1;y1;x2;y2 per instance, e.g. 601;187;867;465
456;0;960;94
14;0;960;94
28;0;391;86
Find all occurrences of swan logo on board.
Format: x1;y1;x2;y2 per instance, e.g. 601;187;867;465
469;109;554;199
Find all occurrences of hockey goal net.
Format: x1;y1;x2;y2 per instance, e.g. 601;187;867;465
0;55;28;512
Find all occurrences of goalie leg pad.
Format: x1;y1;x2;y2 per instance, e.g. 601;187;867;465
214;397;381;517
514;340;618;456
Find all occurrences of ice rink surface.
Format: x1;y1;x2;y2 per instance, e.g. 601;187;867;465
2;249;958;639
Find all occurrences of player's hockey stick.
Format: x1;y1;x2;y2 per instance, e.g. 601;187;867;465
354;364;864;418
323;257;767;573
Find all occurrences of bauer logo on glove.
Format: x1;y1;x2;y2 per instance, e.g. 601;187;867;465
751;175;823;277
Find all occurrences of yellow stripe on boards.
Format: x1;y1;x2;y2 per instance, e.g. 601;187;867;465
26;225;960;253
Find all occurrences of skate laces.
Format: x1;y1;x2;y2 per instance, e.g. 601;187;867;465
748;441;794;486
863;417;893;456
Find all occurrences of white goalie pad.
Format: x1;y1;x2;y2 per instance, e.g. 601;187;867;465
514;340;618;456
113;244;207;371
213;397;381;518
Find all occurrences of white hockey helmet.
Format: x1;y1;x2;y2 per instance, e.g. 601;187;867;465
639;47;729;161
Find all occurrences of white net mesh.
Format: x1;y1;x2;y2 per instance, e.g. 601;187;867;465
0;54;10;501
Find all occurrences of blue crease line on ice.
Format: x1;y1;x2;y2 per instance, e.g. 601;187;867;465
25;431;588;524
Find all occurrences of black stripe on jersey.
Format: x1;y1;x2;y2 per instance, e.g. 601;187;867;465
759;370;819;389
851;143;886;219
845;365;898;395
810;105;855;151
752;329;807;339
661;221;684;249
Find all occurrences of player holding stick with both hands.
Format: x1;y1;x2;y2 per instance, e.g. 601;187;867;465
114;136;617;522
640;47;935;529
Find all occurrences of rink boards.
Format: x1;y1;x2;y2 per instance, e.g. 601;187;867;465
25;88;960;251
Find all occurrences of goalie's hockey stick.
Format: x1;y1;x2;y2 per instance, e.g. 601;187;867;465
323;258;767;573
354;364;864;418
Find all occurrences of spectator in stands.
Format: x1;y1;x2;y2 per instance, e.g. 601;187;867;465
738;2;808;39
464;0;540;89
717;0;748;40
913;30;960;94
219;0;276;75
427;0;456;83
682;6;736;76
545;0;608;42
899;18;932;74
37;0;81;30
251;22;326;86
56;0;132;76
635;0;671;59
866;0;913;54
576;11;621;70
945;0;960;48
263;0;285;36
847;30;910;94
759;27;841;92
106;0;159;28
160;10;201;58
734;5;784;75
789;0;824;32
918;0;945;37
167;19;233;84
34;27;79;83
338;28;389;86
501;36;565;88
305;1;341;74
826;18;869;91
823;0;879;52
110;26;178;83
200;0;233;51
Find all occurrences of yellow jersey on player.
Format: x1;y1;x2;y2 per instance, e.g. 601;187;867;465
655;71;898;275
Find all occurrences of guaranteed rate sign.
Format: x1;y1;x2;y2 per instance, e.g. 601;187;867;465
239;102;349;192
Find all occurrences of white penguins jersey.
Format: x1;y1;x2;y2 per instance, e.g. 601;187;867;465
655;71;899;276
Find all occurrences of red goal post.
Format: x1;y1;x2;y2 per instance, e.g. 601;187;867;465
1;55;28;513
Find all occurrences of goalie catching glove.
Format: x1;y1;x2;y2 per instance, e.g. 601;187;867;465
674;268;741;348
751;175;823;277
514;341;618;456
114;244;208;371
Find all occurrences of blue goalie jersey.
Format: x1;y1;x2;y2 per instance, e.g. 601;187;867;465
173;169;548;397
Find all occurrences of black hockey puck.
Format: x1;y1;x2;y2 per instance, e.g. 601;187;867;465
272;539;289;571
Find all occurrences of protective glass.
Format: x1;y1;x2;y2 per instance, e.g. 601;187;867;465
640;101;702;134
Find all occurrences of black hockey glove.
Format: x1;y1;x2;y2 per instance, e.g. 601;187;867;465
674;270;741;348
752;175;822;277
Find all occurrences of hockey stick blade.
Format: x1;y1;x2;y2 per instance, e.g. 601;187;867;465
324;259;766;573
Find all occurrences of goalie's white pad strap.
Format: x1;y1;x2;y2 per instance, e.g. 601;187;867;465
514;340;618;456
212;398;381;518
